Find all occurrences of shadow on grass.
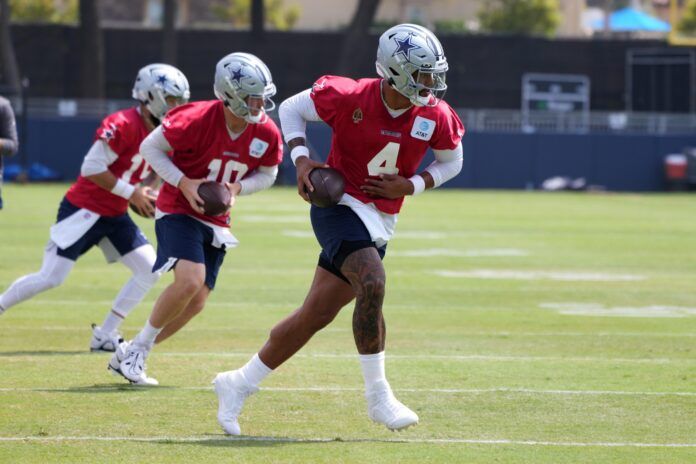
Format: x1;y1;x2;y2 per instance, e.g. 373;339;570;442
158;435;352;448
30;384;184;394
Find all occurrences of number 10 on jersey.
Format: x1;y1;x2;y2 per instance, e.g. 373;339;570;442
207;159;249;183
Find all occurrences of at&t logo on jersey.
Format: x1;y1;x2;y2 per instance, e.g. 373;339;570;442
411;116;435;141
249;138;269;158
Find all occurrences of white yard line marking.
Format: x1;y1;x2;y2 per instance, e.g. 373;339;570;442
239;215;307;223
0;350;696;364
541;303;696;318
281;230;315;238
434;270;646;282
1;386;694;397
5;326;694;338
391;249;529;258
0;351;691;364
0;435;693;447
157;352;694;364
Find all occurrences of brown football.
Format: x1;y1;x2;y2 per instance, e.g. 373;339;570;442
306;168;345;208
197;181;231;216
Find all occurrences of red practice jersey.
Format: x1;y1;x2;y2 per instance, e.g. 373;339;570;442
310;76;464;214
65;107;151;216
157;100;283;227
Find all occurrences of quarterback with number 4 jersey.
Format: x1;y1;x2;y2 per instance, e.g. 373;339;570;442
108;52;282;386
213;24;464;436
0;63;190;353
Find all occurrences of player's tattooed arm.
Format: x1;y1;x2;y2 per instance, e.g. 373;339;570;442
340;248;386;354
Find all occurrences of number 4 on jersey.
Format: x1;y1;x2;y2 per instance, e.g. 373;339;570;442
367;142;400;176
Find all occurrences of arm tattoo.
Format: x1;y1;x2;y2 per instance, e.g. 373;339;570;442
340;247;386;354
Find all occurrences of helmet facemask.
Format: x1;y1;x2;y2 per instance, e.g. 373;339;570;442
214;53;277;125
218;77;276;124
405;68;448;107
133;64;190;122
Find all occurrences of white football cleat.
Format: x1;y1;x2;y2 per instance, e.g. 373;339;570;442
213;370;258;436
90;323;123;352
366;380;419;431
107;341;158;386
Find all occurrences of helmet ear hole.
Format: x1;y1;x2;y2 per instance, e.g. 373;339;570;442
147;91;154;101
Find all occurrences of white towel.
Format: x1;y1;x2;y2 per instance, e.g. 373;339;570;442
338;194;398;248
49;208;100;249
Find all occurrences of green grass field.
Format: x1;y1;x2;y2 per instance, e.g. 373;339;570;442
0;184;694;463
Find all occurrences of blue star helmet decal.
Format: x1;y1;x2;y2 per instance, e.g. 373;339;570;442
392;33;419;60
156;74;168;85
230;66;246;84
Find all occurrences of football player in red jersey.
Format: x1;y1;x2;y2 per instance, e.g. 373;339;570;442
0;64;190;352
213;24;464;435
108;53;283;385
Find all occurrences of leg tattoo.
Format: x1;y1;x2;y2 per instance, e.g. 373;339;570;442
341;248;386;354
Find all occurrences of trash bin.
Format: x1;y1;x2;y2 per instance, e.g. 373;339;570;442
664;153;688;191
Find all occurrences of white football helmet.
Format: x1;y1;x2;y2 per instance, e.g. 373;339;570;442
132;63;190;121
214;52;276;124
376;24;448;107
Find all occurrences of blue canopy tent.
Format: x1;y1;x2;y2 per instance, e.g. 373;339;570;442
592;7;671;32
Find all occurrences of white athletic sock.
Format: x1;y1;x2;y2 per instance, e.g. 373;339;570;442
360;351;387;391
239;353;272;387
132;320;162;350
100;310;124;333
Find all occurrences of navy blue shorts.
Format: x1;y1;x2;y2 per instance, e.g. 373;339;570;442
55;197;149;261
152;214;226;290
310;205;386;282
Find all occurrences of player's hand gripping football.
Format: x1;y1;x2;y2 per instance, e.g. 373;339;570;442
295;156;329;202
361;173;414;199
224;182;241;210
178;176;207;214
129;186;158;218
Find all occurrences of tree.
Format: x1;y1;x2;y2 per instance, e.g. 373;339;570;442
0;0;21;93
478;0;560;37
212;0;300;31
78;0;104;98
337;0;381;75
251;0;263;37
9;0;77;23
678;0;696;33
162;0;177;64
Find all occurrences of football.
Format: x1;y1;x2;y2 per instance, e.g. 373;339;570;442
198;181;231;216
306;167;345;208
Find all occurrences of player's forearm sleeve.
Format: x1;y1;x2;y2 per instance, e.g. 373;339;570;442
278;89;322;142
140;126;184;187
0;101;18;157
80;140;119;176
425;142;463;188
239;165;278;196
